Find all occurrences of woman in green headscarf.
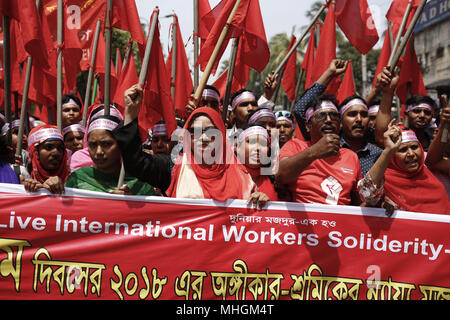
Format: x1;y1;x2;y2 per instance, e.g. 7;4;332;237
65;115;155;196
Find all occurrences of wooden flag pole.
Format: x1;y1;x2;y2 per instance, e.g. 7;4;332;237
272;0;329;79
15;59;33;160
117;8;159;189
82;19;102;126
387;0;414;68
222;38;240;123
388;0;427;73
2;16;12;145
16;0;42;159
290;67;305;113
170;15;178;101
138;8;159;85
56;0;63;130
193;0;200;89
193;0;243;101
103;0;112;116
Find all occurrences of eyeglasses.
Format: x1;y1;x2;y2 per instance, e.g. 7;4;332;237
275;110;292;118
188;126;219;139
312;111;340;122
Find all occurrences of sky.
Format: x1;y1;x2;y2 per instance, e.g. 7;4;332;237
134;0;391;80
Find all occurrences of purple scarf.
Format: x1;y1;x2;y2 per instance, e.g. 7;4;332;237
0;162;19;184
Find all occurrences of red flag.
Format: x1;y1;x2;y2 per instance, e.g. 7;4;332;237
211;68;246;100
112;0;146;56
0;0;50;70
19;4;58;107
396;38;427;104
372;30;392;88
141;10;177;140
197;0;269;75
335;0;379;54
166;15;194;120
310;4;340;95
281;35;297;102
113;48;138;114
302;26;317;90
386;0;421;36
198;0;213;44
336;60;356;103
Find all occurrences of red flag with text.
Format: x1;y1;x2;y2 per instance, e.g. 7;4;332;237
335;0;379;54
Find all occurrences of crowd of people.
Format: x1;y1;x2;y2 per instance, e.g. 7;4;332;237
0;59;449;215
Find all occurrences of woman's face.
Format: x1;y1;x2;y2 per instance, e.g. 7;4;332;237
12;127;27;150
188;115;221;165
88;130;121;174
238;134;269;169
64;131;84;153
394;141;423;173
38;140;65;172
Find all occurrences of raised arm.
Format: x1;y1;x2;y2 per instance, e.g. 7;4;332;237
425;99;450;173
374;66;399;147
112;84;173;192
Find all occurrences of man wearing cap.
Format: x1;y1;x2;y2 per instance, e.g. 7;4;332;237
276;94;362;206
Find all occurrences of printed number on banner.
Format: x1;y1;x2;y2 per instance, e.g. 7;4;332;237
320;176;343;205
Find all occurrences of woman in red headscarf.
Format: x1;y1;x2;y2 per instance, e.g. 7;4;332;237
166;107;269;208
24;125;70;194
358;121;449;215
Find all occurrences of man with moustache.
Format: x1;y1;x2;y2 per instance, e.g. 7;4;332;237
338;94;383;176
276;93;362;206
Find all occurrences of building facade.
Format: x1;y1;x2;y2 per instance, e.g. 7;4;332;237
414;0;450;97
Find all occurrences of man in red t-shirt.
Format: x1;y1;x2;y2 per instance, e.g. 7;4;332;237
276;94;362;206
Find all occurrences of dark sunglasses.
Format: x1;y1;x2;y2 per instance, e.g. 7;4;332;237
275;110;292;118
312;111;340;122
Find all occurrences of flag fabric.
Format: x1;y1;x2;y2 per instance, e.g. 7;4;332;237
113;45;138;114
302;26;317;90
372;30;392;88
166;15;194;120
211;67;246;101
281;35;297;102
111;0;146;57
310;3;340;95
396;38;427;104
0;0;50;70
198;0;213;44
386;0;421;36
335;0;379;55
197;0;269;76
336;60;356;103
141;9;177;140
